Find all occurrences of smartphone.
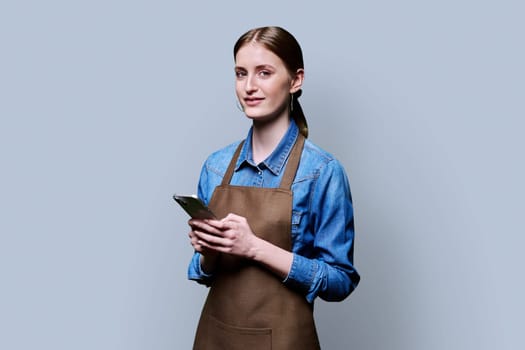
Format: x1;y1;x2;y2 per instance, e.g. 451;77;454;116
173;194;217;220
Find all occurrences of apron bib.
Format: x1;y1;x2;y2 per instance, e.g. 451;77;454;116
193;134;320;350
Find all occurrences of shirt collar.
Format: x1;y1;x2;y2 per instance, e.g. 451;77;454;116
235;119;299;176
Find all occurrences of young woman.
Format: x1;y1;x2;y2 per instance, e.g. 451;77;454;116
187;26;360;350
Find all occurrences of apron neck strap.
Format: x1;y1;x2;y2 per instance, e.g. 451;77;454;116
220;134;305;190
279;133;304;189
221;141;245;186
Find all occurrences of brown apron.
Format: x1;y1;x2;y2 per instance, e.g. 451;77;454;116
193;134;320;350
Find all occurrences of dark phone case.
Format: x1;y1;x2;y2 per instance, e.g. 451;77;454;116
173;195;217;220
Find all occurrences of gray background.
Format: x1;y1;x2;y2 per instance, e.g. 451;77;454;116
1;0;523;349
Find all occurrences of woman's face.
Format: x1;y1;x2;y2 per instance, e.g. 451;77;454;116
234;43;302;123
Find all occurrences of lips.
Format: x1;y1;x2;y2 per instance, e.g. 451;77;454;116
244;97;264;107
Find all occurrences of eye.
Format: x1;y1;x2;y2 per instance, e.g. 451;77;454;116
235;70;247;78
258;70;272;78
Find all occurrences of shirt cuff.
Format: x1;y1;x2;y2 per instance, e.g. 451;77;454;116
283;253;318;302
188;253;214;283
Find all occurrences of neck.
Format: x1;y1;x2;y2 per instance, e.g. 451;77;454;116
251;116;290;164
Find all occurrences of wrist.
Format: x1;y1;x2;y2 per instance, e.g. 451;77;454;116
248;235;264;261
248;237;293;279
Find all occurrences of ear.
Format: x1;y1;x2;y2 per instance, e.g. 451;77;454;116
289;69;304;94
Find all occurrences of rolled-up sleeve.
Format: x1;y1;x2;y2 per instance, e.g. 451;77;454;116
186;161;216;285
283;159;360;303
188;252;214;286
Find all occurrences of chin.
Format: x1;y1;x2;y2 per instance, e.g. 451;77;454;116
244;107;287;124
243;110;266;120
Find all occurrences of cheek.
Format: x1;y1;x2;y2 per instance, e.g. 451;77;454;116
235;82;243;98
268;82;291;102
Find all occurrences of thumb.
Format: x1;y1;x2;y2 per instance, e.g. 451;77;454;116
221;213;240;222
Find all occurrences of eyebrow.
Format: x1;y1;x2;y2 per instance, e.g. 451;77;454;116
234;64;275;71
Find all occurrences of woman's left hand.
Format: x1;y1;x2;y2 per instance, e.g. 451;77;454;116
191;213;260;259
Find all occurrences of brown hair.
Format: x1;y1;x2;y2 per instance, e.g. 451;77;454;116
234;26;308;138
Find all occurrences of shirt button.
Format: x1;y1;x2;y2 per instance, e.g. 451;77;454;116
258;171;262;175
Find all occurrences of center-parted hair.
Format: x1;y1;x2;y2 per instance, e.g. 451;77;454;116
233;26;308;138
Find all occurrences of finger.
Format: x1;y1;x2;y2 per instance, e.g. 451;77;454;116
188;218;210;230
198;240;231;254
218;220;238;232
190;238;202;251
197;239;221;252
195;230;231;248
191;220;226;236
222;214;248;228
204;219;229;230
189;230;202;241
222;213;240;222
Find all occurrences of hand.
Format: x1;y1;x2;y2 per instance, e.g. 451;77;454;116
188;219;220;258
190;213;260;260
190;214;294;279
188;219;222;274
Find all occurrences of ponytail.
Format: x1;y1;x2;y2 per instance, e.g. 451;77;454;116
291;89;308;138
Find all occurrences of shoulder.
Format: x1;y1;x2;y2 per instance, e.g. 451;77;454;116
296;139;349;182
202;140;243;177
302;139;336;165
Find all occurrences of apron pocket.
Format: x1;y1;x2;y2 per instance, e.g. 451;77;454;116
207;315;272;350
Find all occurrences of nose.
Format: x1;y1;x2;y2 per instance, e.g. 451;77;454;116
244;74;257;94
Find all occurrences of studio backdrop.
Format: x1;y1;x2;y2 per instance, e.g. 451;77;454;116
1;1;523;349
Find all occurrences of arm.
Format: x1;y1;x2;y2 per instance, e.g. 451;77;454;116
283;159;360;303
188;155;359;300
187;161;219;285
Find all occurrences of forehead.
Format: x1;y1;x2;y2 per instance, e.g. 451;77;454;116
235;42;285;68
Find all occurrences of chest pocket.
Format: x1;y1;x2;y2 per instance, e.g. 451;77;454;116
291;211;302;239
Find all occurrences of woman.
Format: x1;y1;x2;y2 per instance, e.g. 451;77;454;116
187;26;360;349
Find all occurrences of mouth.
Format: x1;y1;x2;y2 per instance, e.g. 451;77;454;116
244;97;264;107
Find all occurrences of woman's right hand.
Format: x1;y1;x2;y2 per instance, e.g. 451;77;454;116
188;219;220;273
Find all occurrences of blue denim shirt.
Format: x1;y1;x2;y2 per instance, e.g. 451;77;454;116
188;120;360;303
